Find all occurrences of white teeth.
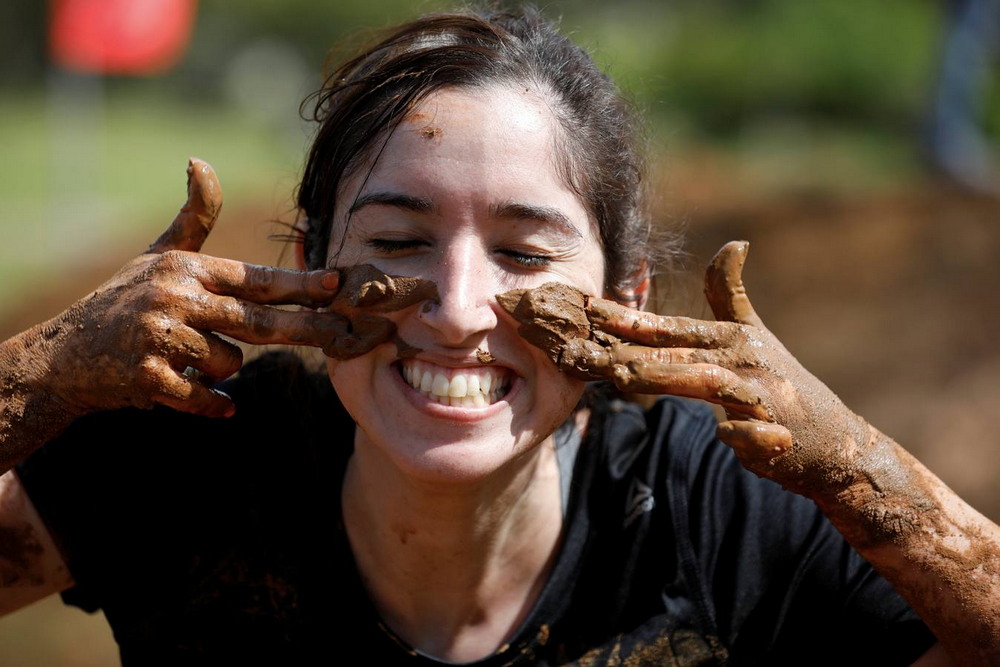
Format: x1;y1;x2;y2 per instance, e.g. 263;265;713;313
400;360;509;407
432;373;450;397
420;370;433;393
448;375;467;398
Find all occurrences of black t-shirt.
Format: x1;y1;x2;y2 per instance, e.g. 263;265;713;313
17;352;936;666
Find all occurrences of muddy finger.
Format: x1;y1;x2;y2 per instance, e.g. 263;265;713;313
611;361;771;420
169;328;244;381
153;371;236;419
557;339;722;380
191;255;340;308
322;315;397;360
188;295;355;348
703;241;765;328
584;299;744;349
147;158;222;254
327;264;439;313
716;420;791;462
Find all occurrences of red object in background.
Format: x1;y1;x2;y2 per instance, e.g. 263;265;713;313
50;0;198;75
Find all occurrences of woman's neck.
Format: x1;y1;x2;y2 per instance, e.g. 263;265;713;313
341;433;565;662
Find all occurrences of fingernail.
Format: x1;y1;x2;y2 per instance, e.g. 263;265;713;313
321;271;340;291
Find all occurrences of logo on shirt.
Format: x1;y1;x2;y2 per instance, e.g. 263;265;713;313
624;478;655;528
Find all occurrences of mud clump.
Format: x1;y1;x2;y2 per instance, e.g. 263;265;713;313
496;283;591;365
331;264;439;313
323;265;438;360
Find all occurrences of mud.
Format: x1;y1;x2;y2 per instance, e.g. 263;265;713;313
323;265;438;360
496;283;592;366
497;283;634;381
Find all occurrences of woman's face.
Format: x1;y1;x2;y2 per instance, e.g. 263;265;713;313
326;84;606;485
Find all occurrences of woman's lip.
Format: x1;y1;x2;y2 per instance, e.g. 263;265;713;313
390;360;521;421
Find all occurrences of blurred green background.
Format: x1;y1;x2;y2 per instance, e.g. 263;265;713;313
5;0;1000;664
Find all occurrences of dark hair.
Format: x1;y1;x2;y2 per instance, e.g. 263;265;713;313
297;4;667;301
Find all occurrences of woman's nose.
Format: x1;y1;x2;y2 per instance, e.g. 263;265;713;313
417;251;498;346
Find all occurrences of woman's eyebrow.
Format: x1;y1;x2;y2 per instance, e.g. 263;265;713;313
491;201;583;238
349;191;433;215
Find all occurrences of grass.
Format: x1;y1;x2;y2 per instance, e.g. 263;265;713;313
0;86;308;319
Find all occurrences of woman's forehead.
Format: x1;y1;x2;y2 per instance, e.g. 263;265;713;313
336;85;592;225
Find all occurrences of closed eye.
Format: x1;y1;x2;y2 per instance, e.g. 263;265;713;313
497;248;553;269
367;238;429;254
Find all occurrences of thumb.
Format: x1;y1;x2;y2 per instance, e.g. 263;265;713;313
704;240;765;328
146;157;222;254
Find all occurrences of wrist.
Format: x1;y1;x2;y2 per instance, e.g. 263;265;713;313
816;422;937;549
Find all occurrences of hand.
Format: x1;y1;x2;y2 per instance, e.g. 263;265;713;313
498;242;869;498
35;158;352;418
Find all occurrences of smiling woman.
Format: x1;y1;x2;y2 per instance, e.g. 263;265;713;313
0;4;996;667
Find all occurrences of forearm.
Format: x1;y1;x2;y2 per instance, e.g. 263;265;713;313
0;323;82;475
815;423;1000;666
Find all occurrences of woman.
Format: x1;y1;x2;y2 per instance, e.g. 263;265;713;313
0;6;996;665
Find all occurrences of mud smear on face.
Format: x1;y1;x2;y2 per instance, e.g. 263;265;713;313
404;110;442;141
496;284;592;363
496;283;623;379
323;264;438;360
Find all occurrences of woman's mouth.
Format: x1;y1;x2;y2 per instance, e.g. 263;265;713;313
399;359;512;407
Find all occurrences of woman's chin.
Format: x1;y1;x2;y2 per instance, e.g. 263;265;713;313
355;425;549;488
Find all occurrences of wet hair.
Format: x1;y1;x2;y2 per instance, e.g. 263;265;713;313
296;4;670;301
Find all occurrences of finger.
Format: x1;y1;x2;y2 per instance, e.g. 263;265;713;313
167;327;244;381
557;338;722;380
183;253;339;307
322;315;396;360
147;157;223;254
610;360;771;420
585;297;743;348
716;420;792;463
704;241;765;328
330;264;439;313
139;357;235;418
154;374;236;419
187;295;356;348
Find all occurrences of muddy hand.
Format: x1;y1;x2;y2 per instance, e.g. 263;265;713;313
498;242;869;495
37;158;356;419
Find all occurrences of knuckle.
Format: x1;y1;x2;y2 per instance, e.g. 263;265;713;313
243;264;279;298
245;305;276;338
155;249;192;273
136;356;167;389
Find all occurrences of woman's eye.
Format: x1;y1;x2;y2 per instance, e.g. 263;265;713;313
498;249;553;269
367;238;428;254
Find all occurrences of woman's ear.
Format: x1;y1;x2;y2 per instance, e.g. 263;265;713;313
629;273;650;310
621;261;651;310
605;265;651;310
